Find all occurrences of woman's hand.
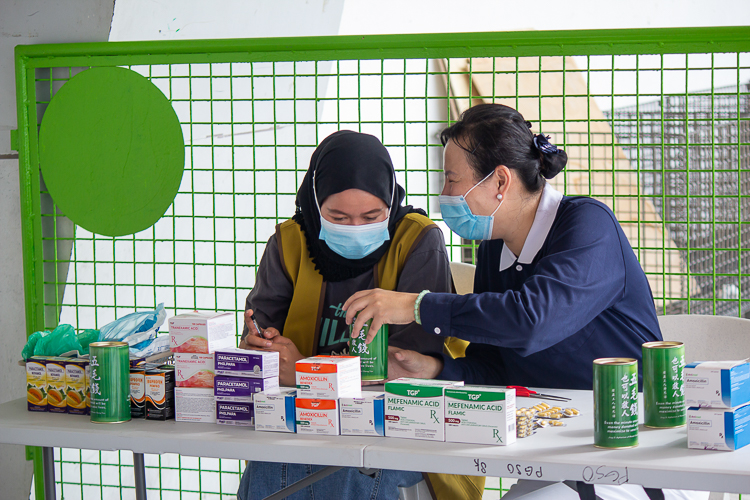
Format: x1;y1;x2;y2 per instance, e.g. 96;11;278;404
387;346;444;380
262;336;304;387
239;309;280;349
343;289;418;343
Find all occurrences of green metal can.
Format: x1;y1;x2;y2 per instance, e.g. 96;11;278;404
593;358;639;449
643;341;686;428
89;341;131;424
350;319;388;381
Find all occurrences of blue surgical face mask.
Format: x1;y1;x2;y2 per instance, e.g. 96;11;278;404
439;171;503;241
314;170;394;260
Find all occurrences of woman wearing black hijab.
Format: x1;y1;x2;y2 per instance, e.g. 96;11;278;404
237;130;452;500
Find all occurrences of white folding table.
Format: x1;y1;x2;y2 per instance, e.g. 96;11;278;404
1;389;749;499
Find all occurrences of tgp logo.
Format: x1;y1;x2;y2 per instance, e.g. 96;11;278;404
468;394;480;400
311;365;321;372
407;389;419;396
311;401;320;408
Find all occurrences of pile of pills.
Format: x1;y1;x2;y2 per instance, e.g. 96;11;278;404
515;404;580;438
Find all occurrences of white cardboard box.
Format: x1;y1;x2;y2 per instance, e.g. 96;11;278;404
216;400;255;427
175;388;216;423
214;348;280;379
340;392;385;436
295;398;339;435
169;312;236;354
444;385;516;446
295;356;361;399
254;389;297;433
687;403;750;451
684;360;750;409
175;353;215;388
384;378;463;441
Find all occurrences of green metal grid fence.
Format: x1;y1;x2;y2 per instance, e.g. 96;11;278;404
14;27;750;499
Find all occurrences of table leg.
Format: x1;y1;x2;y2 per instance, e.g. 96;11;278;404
42;446;55;500
262;466;344;500
133;452;147;500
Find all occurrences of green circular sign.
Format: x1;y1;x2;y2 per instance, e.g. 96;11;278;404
39;67;184;237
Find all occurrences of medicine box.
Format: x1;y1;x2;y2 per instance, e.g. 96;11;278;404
295;356;361;399
175;387;216;423
145;368;175;420
214;348;279;379
296;398;339;435
684;360;750;409
216;400;255;426
444;385;516;446
130;367;146;418
214;375;279;402
169;312;236;354
26;356;48;412
687;403;750;451
175;353;215;388
254;389;297;433
384;378;464;441
339;392;385;436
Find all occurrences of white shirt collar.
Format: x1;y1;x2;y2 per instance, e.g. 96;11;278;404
499;183;564;271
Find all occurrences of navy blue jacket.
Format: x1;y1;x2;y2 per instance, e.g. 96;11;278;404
421;196;662;390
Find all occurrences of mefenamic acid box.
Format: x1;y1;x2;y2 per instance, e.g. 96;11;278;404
444;385;516;446
384;378;463;442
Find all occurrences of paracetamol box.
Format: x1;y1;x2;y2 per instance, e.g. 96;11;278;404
175;387;216;423
169;312;236;353
384;378;464;441
444;385;516;446
339;392;385;436
254;389;297;433
295;356;361;399
214;375;279;402
688;403;750;451
175;353;215;388
684;360;750;408
214;348;279;379
296;398;339;435
216;400;254;427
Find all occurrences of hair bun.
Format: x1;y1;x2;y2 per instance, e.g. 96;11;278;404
540;150;568;179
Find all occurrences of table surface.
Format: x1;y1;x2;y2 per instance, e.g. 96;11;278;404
2;389;749;494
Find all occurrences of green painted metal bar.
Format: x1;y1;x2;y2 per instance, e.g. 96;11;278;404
14;27;750;68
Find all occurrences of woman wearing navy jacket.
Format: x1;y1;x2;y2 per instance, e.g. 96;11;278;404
343;104;705;500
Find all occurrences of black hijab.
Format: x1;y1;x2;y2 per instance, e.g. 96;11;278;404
293;130;425;282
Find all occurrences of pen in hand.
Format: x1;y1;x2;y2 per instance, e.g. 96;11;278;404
250;313;263;338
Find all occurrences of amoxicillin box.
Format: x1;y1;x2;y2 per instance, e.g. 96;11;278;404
444;385;516;446
169;312;236;353
684;360;750;408
339;392;385;436
214;348;279;379
295;398;339;435
384;378;463;441
214;375;279;402
688;403;750;451
216;400;255;427
295;356;361;399
254;389;296;433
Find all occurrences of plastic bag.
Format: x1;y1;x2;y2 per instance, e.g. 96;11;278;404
22;331;46;360
99;303;166;343
33;324;83;357
129;335;170;358
76;329;100;355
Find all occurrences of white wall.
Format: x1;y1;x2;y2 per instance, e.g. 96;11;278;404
0;1;115;498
